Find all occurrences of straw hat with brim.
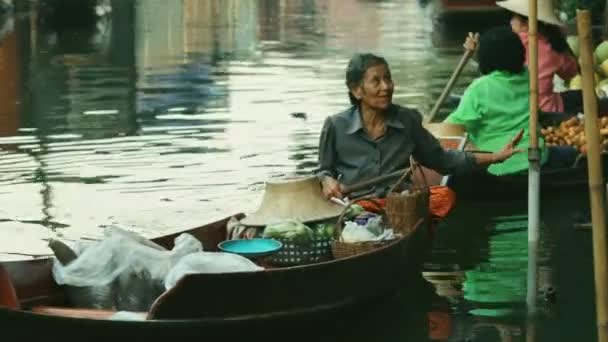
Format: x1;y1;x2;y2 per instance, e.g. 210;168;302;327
240;176;345;227
497;0;564;27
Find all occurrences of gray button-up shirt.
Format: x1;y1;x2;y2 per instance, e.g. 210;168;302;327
316;104;476;196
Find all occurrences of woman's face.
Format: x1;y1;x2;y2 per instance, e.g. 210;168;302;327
510;15;528;34
351;63;394;111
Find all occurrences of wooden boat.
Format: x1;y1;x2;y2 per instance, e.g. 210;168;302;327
435;0;501;14
0;213;430;339
446;153;608;201
432;0;506;21
422;124;607;201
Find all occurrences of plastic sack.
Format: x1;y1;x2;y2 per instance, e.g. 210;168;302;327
341;216;396;243
110;311;148;321
164;252;264;290
341;222;377;242
262;219;314;242
52;227;202;311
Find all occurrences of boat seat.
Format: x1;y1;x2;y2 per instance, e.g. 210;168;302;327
0;264;19;309
31;306;148;320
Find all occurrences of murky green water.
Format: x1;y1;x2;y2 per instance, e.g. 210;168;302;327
0;0;599;340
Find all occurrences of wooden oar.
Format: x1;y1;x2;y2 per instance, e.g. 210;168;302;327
426;48;475;124
341;168;409;196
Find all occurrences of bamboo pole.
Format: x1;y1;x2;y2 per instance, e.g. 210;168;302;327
577;10;608;342
526;0;540;315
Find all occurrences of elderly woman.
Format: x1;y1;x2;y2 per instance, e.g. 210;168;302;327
317;53;523;199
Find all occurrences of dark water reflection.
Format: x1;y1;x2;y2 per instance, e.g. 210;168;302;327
0;0;598;340
1;0;486;249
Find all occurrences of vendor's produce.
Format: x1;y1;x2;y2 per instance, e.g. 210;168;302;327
311;222;335;239
541;116;608;155
565;36;608;96
262;220;314;242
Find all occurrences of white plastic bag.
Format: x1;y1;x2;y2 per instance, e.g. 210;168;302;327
51;227;203;311
164;252;264;290
341;216;396;243
341;222;377;242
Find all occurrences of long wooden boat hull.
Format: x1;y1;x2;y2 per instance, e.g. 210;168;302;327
422;131;608;201
0;213;431;336
0;293;403;339
447;153;608;201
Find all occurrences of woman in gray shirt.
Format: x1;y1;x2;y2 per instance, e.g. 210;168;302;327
317;53;523;199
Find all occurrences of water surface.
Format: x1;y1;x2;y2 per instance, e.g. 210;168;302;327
0;1;598;340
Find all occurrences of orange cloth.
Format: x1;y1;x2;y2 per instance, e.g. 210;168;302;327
354;186;457;219
428;185;456;219
355;198;386;213
428;311;453;340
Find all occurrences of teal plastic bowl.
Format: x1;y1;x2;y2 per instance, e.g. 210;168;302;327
217;238;283;258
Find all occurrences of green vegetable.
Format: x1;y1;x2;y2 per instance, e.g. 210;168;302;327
345;204;364;219
263;220;314;242
312;223;336;239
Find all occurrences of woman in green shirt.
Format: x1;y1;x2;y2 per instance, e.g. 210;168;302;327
445;26;577;176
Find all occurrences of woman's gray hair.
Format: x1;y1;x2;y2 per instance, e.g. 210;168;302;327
345;53;389;105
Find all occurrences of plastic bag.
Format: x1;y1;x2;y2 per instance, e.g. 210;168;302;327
341;216;396;243
341;222;377;242
110;311;148;321
164;252;264;290
51;226;202;311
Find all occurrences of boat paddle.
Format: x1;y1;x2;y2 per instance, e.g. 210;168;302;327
340;168;410;197
338;148;491;197
426;40;476;124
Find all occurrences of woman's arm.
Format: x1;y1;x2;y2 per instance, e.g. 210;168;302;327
471;129;524;166
316;116;343;198
412;110;522;174
555;52;579;82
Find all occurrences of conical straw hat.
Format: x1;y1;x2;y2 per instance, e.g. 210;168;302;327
240;176;345;227
497;0;564;26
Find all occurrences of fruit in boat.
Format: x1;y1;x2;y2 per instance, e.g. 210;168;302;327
596;41;608;63
569;74;582;89
599;60;608;78
541;116;608;155
567;35;579;57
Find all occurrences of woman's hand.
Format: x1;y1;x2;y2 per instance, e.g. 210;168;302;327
321;176;344;199
492;129;525;163
463;32;480;52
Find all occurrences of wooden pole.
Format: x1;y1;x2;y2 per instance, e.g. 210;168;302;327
341;168;407;196
526;0;541;315
577;9;608;342
426;49;474;123
604;0;608;39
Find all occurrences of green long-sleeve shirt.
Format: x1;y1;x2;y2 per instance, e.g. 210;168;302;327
445;69;548;176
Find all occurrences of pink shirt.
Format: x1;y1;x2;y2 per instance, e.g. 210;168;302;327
518;32;579;113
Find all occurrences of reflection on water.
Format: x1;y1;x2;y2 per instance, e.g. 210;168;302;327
0;0;479;245
0;0;597;340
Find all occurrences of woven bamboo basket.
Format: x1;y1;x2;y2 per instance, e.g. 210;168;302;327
385;159;430;237
331;198;395;259
267;236;333;266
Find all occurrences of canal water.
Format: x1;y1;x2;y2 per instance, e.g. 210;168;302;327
0;0;599;340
